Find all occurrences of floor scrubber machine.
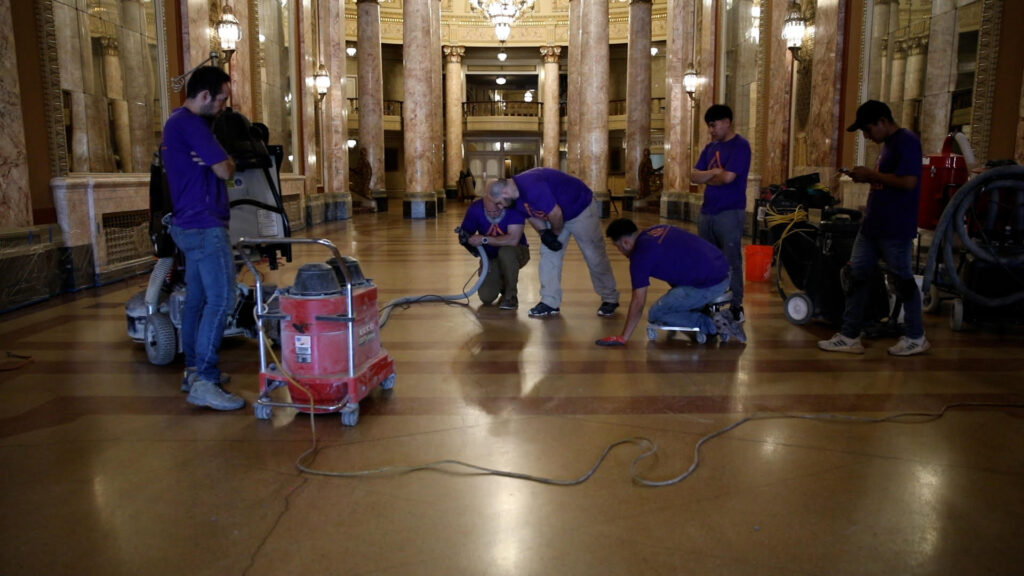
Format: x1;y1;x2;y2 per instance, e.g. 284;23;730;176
237;237;395;426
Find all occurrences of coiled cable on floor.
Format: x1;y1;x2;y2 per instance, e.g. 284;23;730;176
293;402;1024;487
921;164;1024;307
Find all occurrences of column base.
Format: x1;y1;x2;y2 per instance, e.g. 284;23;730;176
436;190;446;214
402;194;438;219
622;188;638;211
372;189;388;213
660;189;686;221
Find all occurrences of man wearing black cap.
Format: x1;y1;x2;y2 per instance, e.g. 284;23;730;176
818;100;929;356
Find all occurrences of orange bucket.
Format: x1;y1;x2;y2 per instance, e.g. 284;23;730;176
744;245;773;283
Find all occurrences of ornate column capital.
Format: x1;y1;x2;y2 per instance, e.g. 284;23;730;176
100;36;119;56
629;0;653;4
892;39;908;59
907;36;929;56
356;0;380;5
443;45;465;63
540;45;562;63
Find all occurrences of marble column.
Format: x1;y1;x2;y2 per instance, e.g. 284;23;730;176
764;0;794;188
402;0;436;218
902;36;928;133
888;41;907;132
325;0;352;219
661;0;689;220
444;46;465;191
431;0;444;210
806;0;846;172
541;46;562;169
357;0;386;199
0;0;31;227
869;0;892;102
567;0;581;176
922;5;957;155
624;0;652;201
101;37;133;173
579;0;610;214
226;0;252;118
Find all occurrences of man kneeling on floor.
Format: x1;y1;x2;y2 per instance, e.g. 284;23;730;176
596;218;745;346
459;180;531;310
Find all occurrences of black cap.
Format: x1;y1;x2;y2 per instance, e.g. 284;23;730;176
846;100;893;133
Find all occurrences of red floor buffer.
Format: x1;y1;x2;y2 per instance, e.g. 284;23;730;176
238;238;395;426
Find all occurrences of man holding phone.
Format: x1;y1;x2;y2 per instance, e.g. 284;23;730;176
819;100;929;356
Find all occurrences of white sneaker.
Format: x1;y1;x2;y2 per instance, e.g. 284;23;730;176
817;333;864;354
888;336;930;357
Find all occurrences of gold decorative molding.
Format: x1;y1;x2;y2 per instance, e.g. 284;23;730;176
35;0;68;177
970;0;1002;165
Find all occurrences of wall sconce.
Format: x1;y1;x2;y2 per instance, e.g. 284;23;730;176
314;63;331;101
683;65;699;100
216;2;241;63
782;0;806;61
346;44;357;57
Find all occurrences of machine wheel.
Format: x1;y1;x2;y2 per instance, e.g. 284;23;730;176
646;326;657;341
922;284;941;314
783;293;813;325
694;332;707;344
340;403;360;426
950;298;965;331
145;313;177;365
380;373;396;391
254;403;272;420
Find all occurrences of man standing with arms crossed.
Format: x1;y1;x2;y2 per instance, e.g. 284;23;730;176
690;104;751;327
162;66;245;410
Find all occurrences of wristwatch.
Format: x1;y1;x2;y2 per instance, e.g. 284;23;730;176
481;237;489;245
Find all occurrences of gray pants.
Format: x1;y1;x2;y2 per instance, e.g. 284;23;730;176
699;208;745;309
538;200;619;308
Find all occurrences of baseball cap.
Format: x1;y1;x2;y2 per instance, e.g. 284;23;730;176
846;100;893;132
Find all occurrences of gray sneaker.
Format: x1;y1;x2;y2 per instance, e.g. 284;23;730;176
888;336;930;356
186;378;245;411
181;368;231;393
817;333;865;354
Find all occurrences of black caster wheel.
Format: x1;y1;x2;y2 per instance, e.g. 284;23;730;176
784;292;813;325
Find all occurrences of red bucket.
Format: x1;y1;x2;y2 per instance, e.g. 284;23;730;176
744;245;773;283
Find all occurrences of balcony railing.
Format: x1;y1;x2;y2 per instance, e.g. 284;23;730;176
464;101;542;118
348;98;403;117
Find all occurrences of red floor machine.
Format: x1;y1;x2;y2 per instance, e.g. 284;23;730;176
237;238;395;426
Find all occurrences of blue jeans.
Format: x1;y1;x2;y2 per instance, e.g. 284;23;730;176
699;209;745;309
841;232;923;339
648;278;730;335
170;226;236;383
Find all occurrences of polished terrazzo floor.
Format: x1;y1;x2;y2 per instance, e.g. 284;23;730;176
2;206;1023;575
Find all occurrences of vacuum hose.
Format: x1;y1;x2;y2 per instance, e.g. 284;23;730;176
145;256;175;314
377;229;489;327
921;164;1024;307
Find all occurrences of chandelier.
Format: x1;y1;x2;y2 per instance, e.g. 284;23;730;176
469;0;536;42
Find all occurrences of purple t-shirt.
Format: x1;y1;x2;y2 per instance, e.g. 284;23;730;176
862;128;922;240
695;134;751;215
161;107;231;229
460;199;528;259
511;168;593;222
629;224;729;290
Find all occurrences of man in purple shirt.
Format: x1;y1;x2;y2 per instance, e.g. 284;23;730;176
819;100;929;356
596;218;742;346
492;168;619;318
691;104;751;323
161;66;245;410
460;181;531;310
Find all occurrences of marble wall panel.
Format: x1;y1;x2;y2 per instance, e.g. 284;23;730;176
70;91;90;172
0;0;31;227
806;0;843;171
53;1;84;93
128;100;154;172
86;93;115;172
764;0;792;186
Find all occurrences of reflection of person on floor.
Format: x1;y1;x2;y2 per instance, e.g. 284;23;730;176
597;218;744;346
459;181;531;311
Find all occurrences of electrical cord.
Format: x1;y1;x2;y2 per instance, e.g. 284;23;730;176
377;244;489;327
289;401;1024;487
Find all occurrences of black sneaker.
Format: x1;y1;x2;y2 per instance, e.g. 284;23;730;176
597;302;619;317
528;302;560;317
